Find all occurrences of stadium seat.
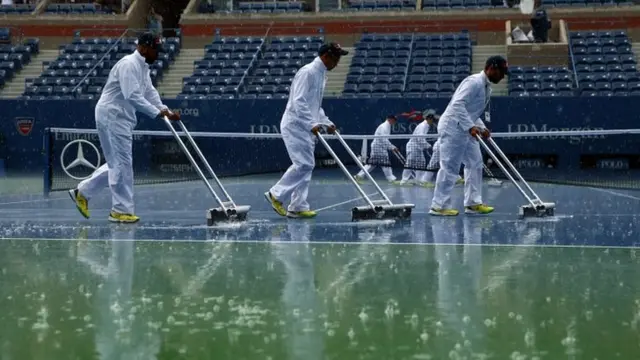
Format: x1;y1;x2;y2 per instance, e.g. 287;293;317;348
508;66;576;96
0;3;36;15
22;35;181;99
206;1;307;13
567;29;640;97
344;32;472;97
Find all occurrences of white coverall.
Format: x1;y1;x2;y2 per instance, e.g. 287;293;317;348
356;120;397;181
422;138;464;184
77;50;167;214
400;120;431;184
270;57;333;212
431;71;491;210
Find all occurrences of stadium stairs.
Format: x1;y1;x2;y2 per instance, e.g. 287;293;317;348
157;48;206;98
633;42;640;64
0;50;60;99
325;47;353;97
473;44;508;96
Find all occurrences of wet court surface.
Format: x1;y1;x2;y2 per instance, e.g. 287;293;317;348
1;171;640;359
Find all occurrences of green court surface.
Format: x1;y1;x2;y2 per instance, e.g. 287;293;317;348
1;238;639;360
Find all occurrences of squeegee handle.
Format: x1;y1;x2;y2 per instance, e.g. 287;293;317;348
163;117;229;212
316;131;377;210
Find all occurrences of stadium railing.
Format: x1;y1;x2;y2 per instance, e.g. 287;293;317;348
565;21;580;89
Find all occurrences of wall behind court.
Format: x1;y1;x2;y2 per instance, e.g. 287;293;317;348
0;97;636;177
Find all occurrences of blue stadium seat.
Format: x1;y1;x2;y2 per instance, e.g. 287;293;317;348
23;35;180;99
509;65;576;97
0;3;35;14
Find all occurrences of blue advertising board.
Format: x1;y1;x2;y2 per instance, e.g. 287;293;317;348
0;97;637;185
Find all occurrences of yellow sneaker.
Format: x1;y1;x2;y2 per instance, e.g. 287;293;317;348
108;211;140;223
286;210;317;219
456;178;465;185
264;191;287;217
354;174;366;184
465;204;494;215
429;208;459;216
68;189;90;219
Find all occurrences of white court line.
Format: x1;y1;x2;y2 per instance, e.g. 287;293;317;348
588;187;640;201
1;236;639;249
315;190;383;212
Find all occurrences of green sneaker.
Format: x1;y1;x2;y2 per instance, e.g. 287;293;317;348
286;210;317;219
264;192;287;217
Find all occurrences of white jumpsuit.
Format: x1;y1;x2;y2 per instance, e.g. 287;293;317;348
431;71;491;210
270;57;333;212
77;50;167;215
400;120;431;184
356;120;397;181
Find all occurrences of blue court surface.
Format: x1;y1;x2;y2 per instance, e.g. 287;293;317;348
3;170;640;359
1;169;639;247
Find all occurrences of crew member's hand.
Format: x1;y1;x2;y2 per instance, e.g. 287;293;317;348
326;124;337;134
481;128;491;139
311;125;322;135
161;109;180;121
469;126;481;139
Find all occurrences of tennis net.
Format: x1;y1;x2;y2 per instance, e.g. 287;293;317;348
44;127;640;194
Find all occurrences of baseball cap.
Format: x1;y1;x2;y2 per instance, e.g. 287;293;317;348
137;32;163;51
423;109;440;120
318;42;349;57
386;114;397;120
485;55;508;73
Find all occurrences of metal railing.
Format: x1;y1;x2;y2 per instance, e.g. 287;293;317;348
69;28;129;94
237;24;274;93
565;22;580;90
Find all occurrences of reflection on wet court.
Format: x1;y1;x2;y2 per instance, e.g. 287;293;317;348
1;172;640;359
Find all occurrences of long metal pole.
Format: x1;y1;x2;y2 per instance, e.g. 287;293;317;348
163;117;228;213
331;131;393;205
477;135;537;208
176;120;236;207
316;133;377;210
487;137;543;204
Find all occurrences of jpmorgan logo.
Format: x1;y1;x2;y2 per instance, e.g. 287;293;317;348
507;124;606;145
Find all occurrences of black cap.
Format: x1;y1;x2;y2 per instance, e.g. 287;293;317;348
386;114;397;120
485;55;508;72
137;32;162;50
423;109;440;120
318;42;349;57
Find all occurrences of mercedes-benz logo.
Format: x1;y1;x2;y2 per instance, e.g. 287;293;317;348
60;139;101;180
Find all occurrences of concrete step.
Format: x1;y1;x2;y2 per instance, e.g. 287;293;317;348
0;50;60;99
157;48;206;98
325;47;353;96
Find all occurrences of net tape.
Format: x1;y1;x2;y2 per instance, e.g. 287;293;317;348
46;127;640;192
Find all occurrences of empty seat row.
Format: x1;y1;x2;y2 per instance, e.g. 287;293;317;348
0;4;36;14
574;55;635;65
573;45;633;55
237;1;304;10
183;76;243;86
570;30;628;39
575;64;636;73
245;76;294;85
346;75;409;85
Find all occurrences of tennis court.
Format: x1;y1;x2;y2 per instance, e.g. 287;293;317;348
1;170;640;359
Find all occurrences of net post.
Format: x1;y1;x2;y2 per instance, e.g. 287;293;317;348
42;127;52;198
